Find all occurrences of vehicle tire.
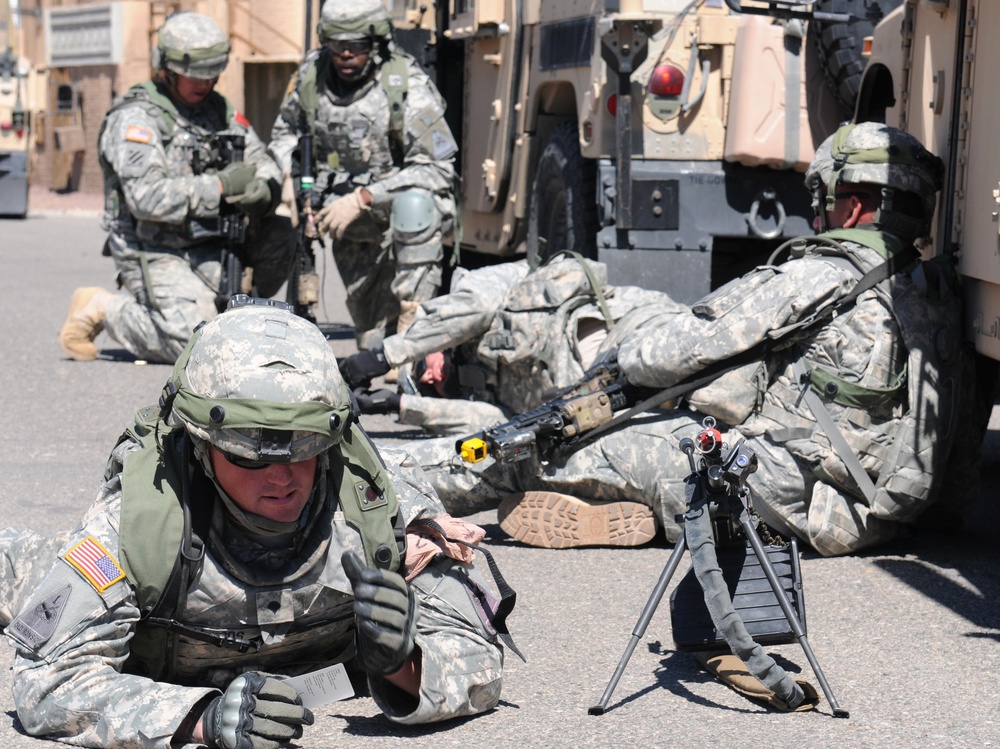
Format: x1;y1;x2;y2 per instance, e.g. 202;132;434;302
527;121;598;265
810;0;903;114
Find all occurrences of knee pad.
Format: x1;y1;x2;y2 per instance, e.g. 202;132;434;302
391;189;440;250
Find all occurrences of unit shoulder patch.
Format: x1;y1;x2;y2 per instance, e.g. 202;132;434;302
63;537;126;593
7;584;71;650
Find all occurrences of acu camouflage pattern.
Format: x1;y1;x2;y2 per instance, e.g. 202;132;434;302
169;304;351;462
317;0;393;41
269;49;458;348
98;80;293;363
381;258;674;435
5;435;504;748
154;13;230;80
825;121;943;215
403;232;969;556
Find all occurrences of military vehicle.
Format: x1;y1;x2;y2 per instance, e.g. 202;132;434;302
0;11;30;218
393;0;895;302
856;0;1000;365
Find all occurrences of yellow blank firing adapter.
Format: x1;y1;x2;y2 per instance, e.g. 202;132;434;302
459;437;488;463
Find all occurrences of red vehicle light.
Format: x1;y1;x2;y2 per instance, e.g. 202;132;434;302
649;64;685;97
607;94;617;117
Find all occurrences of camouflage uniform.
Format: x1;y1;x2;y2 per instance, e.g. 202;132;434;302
404;124;964;557
269;5;458;349
99;91;292;363
98;16;295;364
379;257;675;435
5;304;507;747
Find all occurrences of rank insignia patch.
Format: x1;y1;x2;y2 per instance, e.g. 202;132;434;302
64;537;125;592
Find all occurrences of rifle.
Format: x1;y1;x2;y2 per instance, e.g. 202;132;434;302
454;342;776;466
455;362;637;464
205;134;249;313
286;131;322;323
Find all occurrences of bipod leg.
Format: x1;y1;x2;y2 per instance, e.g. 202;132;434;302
589;535;687;715
738;512;850;718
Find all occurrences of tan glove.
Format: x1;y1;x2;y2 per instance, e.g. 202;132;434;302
316;189;370;239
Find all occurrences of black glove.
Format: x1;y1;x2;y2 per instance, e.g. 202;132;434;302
355;388;402;415
202;672;314;749
233;177;276;217
218;162;257;198
342;550;418;676
339;348;390;390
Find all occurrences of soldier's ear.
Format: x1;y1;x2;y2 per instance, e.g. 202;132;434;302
842;195;867;229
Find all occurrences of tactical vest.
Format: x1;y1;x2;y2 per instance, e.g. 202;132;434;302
98;81;237;216
756;228;969;521
296;48;409;169
475;253;616;414
114;406;403;680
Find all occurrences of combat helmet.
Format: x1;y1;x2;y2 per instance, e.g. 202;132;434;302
823;121;944;238
317;0;393;42
163;297;352;465
153;12;231;81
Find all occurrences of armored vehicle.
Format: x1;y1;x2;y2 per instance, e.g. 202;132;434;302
393;0;891;301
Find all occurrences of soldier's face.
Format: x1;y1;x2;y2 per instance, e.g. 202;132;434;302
209;446;318;523
170;73;219;106
328;39;372;82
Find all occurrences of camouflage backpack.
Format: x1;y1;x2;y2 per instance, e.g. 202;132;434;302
763;229;975;522
475;252;616;414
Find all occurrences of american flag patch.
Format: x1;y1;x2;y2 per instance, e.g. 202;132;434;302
125;125;152;143
64;537;125;592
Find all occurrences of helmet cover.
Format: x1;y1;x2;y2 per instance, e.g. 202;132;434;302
154;12;231;80
823;122;943;216
318;0;392;42
167;303;351;463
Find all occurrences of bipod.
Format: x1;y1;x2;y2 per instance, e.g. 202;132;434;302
589;424;848;717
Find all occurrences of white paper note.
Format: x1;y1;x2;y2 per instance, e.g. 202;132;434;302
282;663;355;708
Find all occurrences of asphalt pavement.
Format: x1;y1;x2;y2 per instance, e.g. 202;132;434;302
0;208;996;748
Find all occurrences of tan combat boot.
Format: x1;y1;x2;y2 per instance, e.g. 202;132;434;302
396;299;421;335
497;491;658;549
59;287;113;361
385;299;423;384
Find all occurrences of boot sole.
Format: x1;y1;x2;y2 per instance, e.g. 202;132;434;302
498;491;657;549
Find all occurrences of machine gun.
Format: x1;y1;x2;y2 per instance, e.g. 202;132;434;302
286;131;323;323
193;134;249;312
455;362;635;465
589;418;848;717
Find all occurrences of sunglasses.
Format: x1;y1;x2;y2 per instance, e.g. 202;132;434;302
221;450;280;471
328;39;373;56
